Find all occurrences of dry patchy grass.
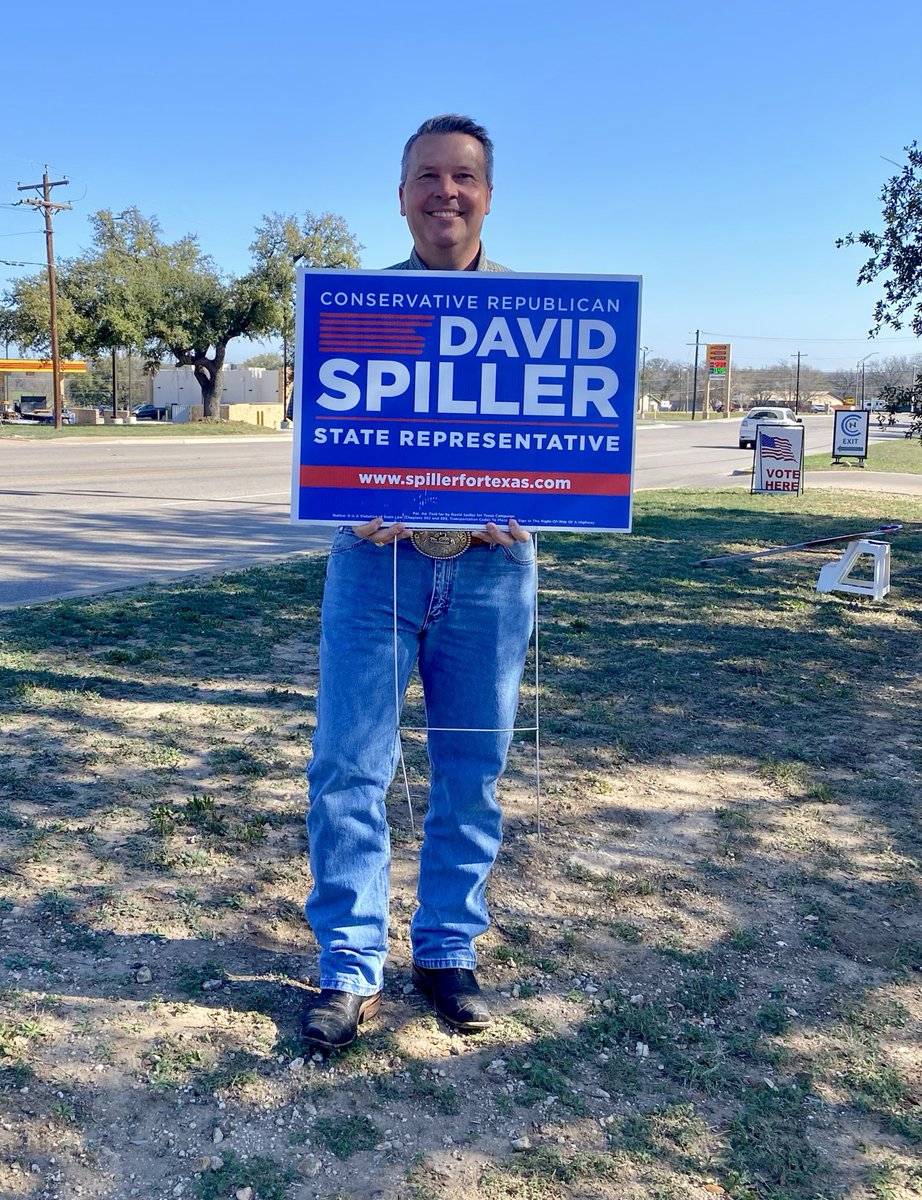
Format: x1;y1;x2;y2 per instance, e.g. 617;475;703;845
0;489;920;1200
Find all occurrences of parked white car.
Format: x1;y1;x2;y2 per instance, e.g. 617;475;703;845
738;406;802;449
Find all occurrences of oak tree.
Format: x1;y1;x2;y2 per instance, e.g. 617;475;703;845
839;141;922;337
249;212;363;408
2;208;362;418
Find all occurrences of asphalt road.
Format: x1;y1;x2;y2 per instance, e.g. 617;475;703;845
0;437;330;608
633;412;835;489
0;415;897;608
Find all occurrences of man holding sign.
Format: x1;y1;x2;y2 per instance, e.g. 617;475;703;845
301;115;536;1050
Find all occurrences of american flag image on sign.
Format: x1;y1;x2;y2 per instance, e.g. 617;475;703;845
759;432;795;460
317;312;434;356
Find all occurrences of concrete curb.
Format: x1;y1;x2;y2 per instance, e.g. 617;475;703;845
0;434;292;446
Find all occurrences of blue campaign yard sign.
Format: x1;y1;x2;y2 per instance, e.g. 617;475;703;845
290;268;641;532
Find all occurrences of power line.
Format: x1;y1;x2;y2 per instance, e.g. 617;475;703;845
700;330;920;344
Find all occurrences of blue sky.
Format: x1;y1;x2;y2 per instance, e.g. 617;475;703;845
3;0;921;369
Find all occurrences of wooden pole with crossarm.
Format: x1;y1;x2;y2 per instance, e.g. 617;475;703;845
16;169;71;430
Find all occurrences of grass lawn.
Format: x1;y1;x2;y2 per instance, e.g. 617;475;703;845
1;488;920;1200
0;419;285;439
645;410;729;422
806;434;922;475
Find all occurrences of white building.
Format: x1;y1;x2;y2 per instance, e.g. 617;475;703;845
150;364;280;409
147;364;284;427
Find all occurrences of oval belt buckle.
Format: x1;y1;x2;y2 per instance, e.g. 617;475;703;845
410;529;472;559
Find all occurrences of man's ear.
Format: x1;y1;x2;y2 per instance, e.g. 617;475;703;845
399;185;406;217
485;185;493;216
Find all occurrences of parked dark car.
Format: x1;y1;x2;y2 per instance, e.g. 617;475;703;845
133;403;171;421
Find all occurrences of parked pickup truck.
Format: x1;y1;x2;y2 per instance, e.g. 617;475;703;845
1;399;77;424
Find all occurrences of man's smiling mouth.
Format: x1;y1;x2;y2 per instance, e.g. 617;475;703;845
428;210;463;217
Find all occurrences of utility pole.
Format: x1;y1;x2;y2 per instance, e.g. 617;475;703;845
16;168;71;429
689;330;701;420
791;351;806;414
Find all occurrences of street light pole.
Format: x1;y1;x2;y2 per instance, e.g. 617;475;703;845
110;212;132;421
857;352;878;409
790;351;806;414
281;252;306;428
639;346;649;418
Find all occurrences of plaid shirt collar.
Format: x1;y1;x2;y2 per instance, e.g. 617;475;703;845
396;245;508;272
406;245;484;270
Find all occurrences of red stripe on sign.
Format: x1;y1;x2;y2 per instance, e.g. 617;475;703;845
300;465;631;496
318;327;425;332
318;335;425;343
318;344;424;355
319;319;434;330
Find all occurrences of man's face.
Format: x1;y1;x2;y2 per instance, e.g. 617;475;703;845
399;132;492;270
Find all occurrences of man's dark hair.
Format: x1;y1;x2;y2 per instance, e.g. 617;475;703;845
400;114;494;187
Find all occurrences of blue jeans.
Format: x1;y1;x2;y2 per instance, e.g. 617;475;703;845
306;530;536;996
